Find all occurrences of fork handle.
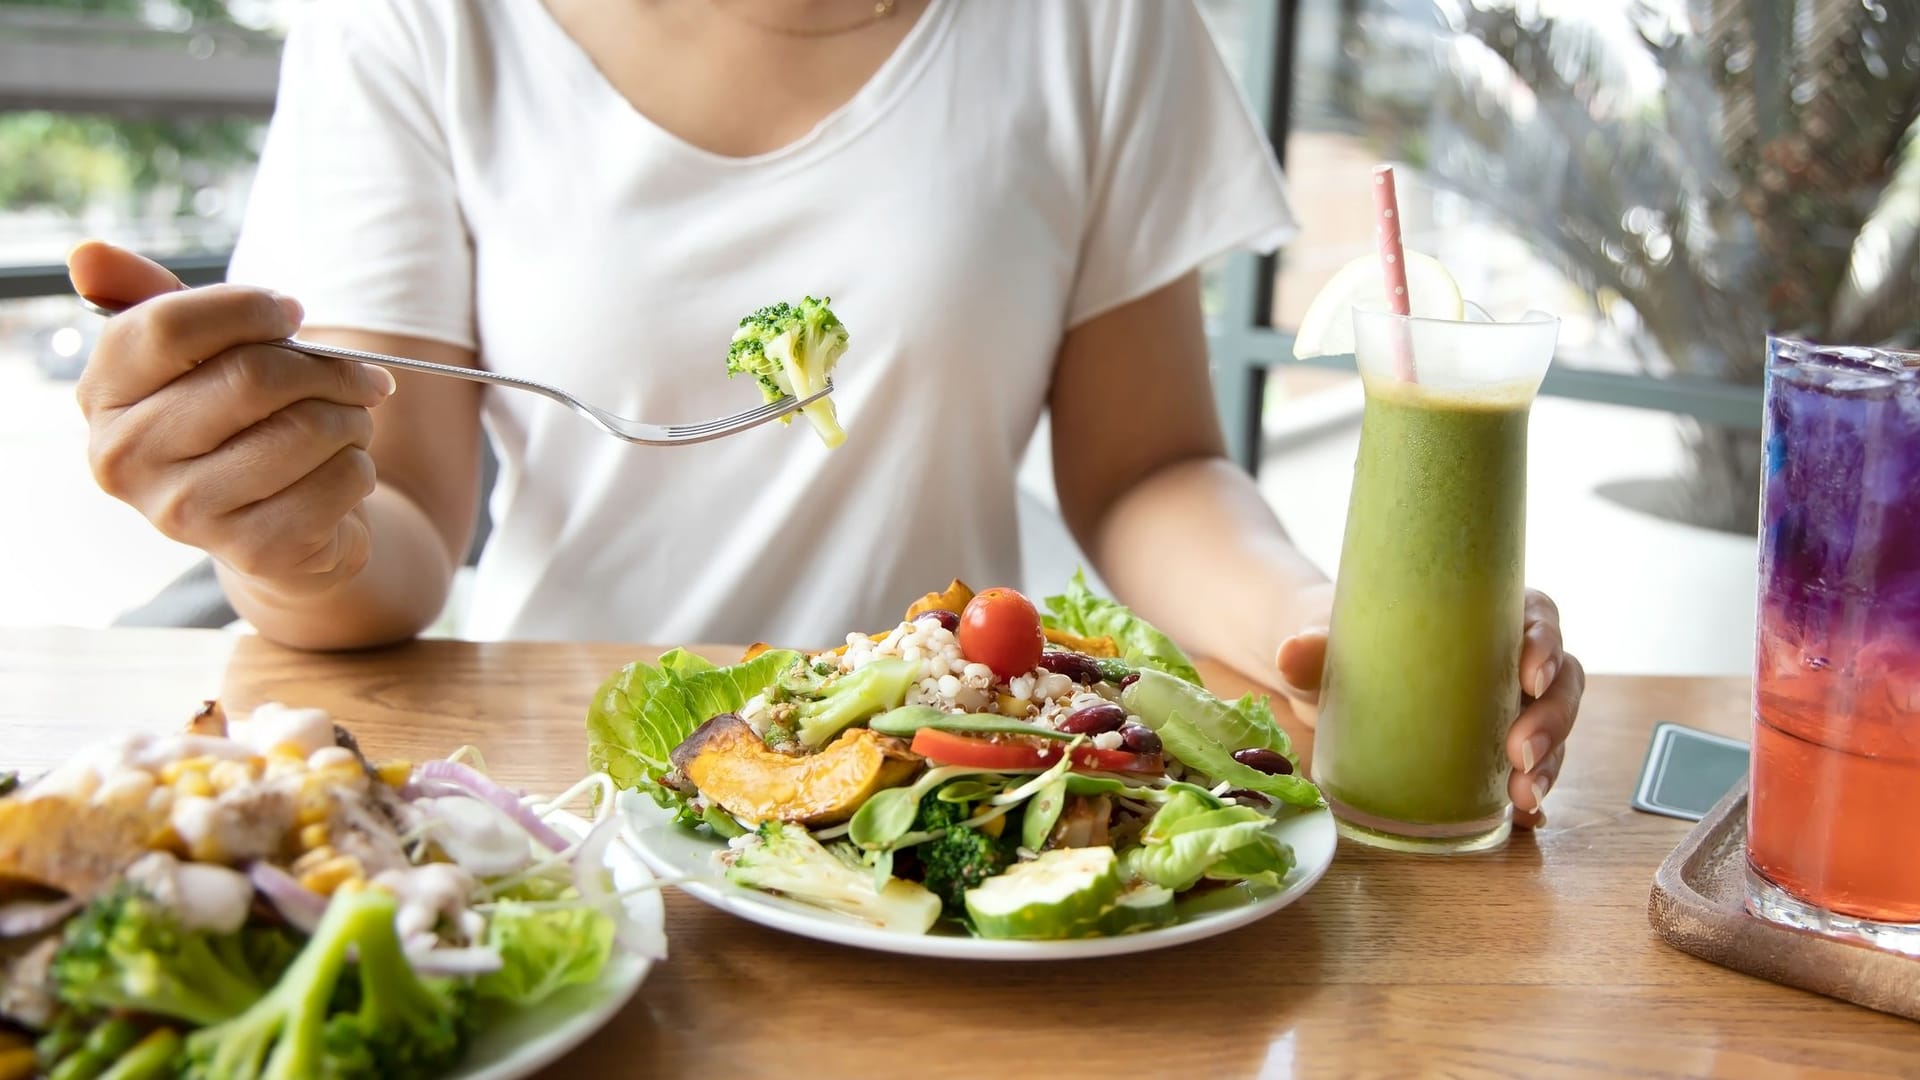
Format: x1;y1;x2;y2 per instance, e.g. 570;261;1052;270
78;295;577;405
258;336;564;397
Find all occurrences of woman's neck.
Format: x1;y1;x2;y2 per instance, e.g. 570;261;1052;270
542;0;932;159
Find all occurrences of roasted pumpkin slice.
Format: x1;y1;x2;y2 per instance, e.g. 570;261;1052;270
1043;627;1121;658
670;715;920;826
905;579;974;621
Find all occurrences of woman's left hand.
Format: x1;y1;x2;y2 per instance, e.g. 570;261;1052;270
1273;586;1584;829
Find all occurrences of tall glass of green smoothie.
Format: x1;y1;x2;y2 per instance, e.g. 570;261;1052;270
1311;305;1559;853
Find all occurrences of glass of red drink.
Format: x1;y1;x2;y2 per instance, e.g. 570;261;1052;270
1747;337;1920;956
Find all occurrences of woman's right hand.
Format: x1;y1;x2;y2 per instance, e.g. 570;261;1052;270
68;241;396;595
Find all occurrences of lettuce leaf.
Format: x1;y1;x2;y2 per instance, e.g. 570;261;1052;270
1119;789;1296;892
1152;711;1324;808
585;647;802;806
1120;670;1319;807
1143;677;1294;760
1040;569;1202;685
474;900;616;1007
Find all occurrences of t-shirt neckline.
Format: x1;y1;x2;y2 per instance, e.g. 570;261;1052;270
523;0;956;171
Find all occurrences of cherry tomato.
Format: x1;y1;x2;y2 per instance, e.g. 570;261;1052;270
958;587;1045;679
908;729;1164;775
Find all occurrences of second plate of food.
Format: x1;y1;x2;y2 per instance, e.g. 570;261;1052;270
619;791;1334;961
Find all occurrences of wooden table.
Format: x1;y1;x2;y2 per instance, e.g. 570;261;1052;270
4;627;1916;1078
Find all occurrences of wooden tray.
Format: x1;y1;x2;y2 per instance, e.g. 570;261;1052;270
1648;775;1919;1021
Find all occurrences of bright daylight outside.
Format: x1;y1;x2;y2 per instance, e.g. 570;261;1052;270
2;1;1917;1078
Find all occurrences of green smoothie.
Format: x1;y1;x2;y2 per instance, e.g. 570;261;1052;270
1313;378;1531;841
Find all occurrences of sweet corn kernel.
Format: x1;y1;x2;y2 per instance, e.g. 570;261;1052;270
172;771;214;799
298;854;364;896
148;824;184;854
978;813;1007;839
186;833;225;864
158;755;215;785
92;769;155;809
207;759;255;794
294;777;335;827
298;823;330;851
375;760;413;789
314;766;368;795
292;845;336;875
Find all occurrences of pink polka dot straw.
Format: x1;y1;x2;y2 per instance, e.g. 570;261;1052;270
1373;164;1417;382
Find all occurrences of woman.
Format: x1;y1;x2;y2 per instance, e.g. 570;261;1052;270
66;0;1581;824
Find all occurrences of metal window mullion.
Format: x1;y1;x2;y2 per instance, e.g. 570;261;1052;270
1212;0;1298;475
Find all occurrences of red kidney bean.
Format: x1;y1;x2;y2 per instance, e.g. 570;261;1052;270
1231;748;1295;775
1119;723;1161;754
1036;651;1103;684
1057;703;1127;735
1118;672;1140;689
915;609;961;633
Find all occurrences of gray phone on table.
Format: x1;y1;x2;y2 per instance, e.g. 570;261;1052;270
1631;722;1751;821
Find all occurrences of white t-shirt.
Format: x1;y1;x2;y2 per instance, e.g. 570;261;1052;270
228;0;1299;649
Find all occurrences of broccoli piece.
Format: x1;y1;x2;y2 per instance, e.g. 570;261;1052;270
35;1009;93;1070
722;823;941;934
51;887;279;1027
761;716;799;753
725;296;849;449
910;793;1014;915
92;1026;181;1080
768;660;827;704
181;887;467;1080
791;659;920;749
33;1015;181;1080
37;1015;139;1080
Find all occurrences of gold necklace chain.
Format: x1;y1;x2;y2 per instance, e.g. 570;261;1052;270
707;0;897;38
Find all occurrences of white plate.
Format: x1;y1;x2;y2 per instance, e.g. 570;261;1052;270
618;791;1336;961
449;810;664;1080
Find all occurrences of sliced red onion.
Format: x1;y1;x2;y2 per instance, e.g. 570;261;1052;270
573;814;665;961
406;946;504;976
0;896;79;937
413;797;535;878
400;778;467;801
248;862;325;934
414;761;569;853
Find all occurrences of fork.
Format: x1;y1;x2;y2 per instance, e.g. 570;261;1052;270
77;295;833;446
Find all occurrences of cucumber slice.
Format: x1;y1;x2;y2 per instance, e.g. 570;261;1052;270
869;706;1074;741
964;847;1123;940
1021;776;1069;851
1094;883;1178;935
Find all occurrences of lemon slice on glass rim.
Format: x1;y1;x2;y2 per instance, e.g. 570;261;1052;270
1290;250;1465;359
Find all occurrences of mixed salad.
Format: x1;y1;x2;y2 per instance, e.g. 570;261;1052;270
0;703;655;1079
588;573;1325;941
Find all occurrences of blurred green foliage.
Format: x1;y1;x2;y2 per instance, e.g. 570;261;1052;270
0;0;260;216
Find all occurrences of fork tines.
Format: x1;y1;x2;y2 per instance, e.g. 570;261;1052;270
666;380;834;439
